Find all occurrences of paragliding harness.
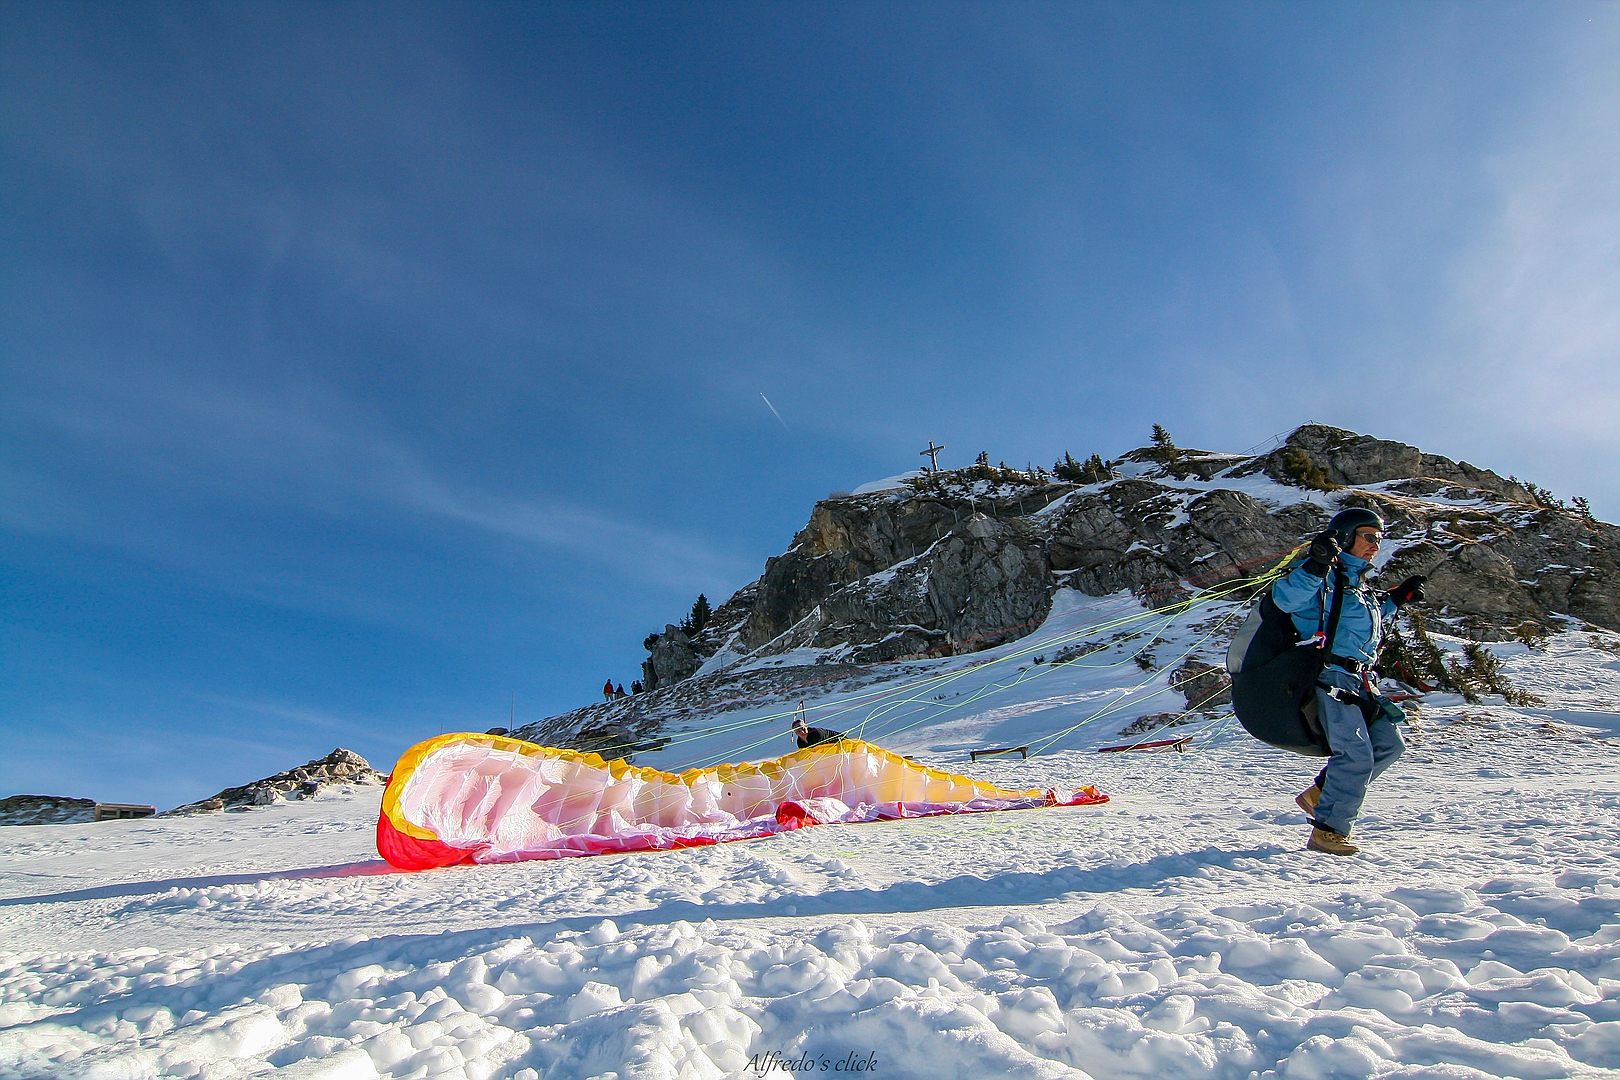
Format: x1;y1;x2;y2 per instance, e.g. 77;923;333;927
1226;565;1383;756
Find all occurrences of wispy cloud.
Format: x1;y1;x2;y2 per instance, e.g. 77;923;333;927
387;466;751;594
5;368;754;601
1436;23;1620;446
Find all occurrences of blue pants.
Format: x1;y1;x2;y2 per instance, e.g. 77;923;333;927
1314;666;1404;836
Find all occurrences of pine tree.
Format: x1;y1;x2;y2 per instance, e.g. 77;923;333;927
975;451;990;468
1150;424;1176;459
1057;451;1111;484
678;594;712;636
1380;611;1448;690
1279;447;1339;491
1446;642;1543;706
1526;482;1565;509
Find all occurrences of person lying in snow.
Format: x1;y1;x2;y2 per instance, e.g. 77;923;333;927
1270;507;1426;856
792;716;844;749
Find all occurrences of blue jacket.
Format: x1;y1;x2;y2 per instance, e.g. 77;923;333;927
1270;550;1398;666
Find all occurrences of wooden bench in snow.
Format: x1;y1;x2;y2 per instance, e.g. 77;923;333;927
1097;736;1192;754
970;745;1029;762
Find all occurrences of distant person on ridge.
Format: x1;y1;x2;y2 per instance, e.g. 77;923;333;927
1271;508;1426;856
792;715;844;749
631;680;643;694
614;684;627;698
602;680;614;702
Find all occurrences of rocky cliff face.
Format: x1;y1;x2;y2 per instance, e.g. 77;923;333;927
642;424;1616;685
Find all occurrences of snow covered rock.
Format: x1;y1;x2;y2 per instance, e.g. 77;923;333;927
0;794;97;826
718;422;1619;665
1173;661;1231;711
527;423;1615;756
162;748;385;815
1259;423;1538;503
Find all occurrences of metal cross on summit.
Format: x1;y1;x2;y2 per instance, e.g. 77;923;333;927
919;441;945;472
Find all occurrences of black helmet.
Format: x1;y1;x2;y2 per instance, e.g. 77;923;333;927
1326;507;1384;549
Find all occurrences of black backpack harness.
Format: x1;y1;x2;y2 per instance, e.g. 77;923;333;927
1226;566;1384;756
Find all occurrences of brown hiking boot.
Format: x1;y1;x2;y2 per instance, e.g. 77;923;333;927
1295;784;1321;816
1307;826;1358;856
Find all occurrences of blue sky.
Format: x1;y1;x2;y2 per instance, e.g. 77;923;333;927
3;2;1617;808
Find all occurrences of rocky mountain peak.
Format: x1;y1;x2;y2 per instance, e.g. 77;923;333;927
1250;424;1540;505
538;424;1618;760
635;425;1612;687
163;748;385;815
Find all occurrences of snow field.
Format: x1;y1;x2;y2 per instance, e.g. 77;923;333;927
5;864;1620;1079
633;587;1247;775
6;704;1620;1078
3;608;1620;1077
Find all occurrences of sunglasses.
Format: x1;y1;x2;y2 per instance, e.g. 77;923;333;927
1354;529;1383;545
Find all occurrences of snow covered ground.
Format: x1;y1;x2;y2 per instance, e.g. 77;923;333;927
5;618;1620;1078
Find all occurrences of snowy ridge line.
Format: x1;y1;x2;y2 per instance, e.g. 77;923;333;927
686;595;1222;768
683;577;1268;768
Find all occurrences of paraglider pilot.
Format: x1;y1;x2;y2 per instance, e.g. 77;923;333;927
792;714;844;749
1271;508;1426;856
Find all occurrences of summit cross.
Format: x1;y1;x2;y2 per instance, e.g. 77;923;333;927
919;441;945;472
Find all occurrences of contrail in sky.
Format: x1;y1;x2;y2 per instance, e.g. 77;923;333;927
759;392;788;429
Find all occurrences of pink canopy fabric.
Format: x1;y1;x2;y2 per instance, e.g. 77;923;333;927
377;733;1108;870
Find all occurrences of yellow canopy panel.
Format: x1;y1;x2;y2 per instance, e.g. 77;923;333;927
376;732;1107;869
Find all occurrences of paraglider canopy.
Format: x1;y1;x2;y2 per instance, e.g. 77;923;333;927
377;732;1106;870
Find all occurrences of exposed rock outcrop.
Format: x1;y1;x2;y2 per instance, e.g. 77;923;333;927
0;795;97;826
1175;660;1233;711
756;513;1054;664
163;748;385;815
622;422;1615;694
1257;425;1538;505
742;486;1068;651
1114;712;1190;739
643;624;705;690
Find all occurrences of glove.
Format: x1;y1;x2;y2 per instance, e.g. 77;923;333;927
1303;531;1339;576
1387;575;1426;607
